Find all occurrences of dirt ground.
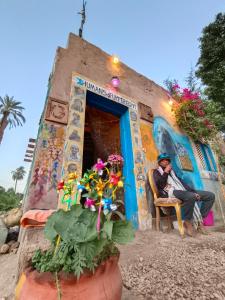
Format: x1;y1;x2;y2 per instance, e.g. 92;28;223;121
1;227;225;299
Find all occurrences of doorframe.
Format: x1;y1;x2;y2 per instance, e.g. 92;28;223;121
86;90;138;227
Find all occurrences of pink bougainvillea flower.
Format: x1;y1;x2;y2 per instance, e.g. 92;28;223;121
172;84;180;90
197;110;205;117
107;154;124;165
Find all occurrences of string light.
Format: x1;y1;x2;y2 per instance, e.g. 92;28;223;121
112;55;119;64
169;99;173;106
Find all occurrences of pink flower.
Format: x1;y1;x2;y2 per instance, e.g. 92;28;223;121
108;154;124;164
172;84;180;90
93;159;106;175
197;110;205;117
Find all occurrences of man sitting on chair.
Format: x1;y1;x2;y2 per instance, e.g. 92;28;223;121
153;153;215;236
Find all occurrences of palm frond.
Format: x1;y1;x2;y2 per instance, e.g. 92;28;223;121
0;95;26;129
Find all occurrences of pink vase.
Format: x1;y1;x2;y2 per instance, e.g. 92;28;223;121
203;210;214;226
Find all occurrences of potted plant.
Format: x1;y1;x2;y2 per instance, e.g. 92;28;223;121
15;157;134;300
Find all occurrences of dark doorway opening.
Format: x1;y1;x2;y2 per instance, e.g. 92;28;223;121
82;105;121;173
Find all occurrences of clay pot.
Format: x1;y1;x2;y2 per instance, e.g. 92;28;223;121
15;256;122;300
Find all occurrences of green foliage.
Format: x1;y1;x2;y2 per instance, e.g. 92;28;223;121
185;67;201;93
0;95;26;128
196;13;225;107
11;166;26;192
12;166;26;181
204;101;225;132
32;205;134;278
0;186;23;211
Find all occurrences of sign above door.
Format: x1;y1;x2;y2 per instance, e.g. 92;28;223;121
72;73;137;111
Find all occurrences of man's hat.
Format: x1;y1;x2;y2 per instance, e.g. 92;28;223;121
157;153;171;163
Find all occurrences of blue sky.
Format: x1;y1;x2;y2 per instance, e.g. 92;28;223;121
0;0;224;192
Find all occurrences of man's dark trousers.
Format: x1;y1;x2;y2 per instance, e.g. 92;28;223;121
173;190;215;221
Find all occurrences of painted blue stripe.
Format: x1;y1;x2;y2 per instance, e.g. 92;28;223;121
120;110;138;228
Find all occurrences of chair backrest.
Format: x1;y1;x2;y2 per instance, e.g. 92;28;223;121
148;169;159;202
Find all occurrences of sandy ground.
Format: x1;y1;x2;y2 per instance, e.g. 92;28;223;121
1;227;225;299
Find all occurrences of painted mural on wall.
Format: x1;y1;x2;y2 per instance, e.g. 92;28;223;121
25;122;66;211
60;84;87;194
60;72;152;229
129;109;152;230
140;121;158;164
153;117;203;190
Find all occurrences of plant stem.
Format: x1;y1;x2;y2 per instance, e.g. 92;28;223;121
55;271;62;300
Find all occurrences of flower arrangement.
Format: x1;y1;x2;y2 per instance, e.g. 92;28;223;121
107;154;124;165
107;154;124;173
169;83;216;142
32;156;134;280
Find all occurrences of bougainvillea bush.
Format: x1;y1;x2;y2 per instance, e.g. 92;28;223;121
164;80;225;167
169;83;216;142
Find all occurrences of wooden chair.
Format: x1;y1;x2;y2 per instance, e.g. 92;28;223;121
148;169;184;237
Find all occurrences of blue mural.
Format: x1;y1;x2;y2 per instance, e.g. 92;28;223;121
153;117;203;190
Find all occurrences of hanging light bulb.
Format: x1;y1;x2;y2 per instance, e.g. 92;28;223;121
111;76;120;88
112;55;119;64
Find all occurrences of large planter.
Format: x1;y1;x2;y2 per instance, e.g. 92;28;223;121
15;256;122;300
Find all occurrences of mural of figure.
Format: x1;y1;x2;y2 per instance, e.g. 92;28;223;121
74;86;85;96
133;123;138;134
134;136;139;146
71;112;81;127
71;99;83;112
42;140;48;148
130;111;137;122
67;163;77;173
135;151;143;164
136;166;145;181
69;144;80;162
49;124;57;139
69;130;81;142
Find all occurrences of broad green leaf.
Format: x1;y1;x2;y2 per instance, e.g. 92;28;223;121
112;221;135;244
102;220;113;239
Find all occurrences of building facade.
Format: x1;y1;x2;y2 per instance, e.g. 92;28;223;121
23;34;225;229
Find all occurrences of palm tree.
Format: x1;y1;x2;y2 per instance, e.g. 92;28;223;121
0;95;26;144
11;166;26;193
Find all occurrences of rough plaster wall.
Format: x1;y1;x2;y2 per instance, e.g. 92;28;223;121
49;33;178;131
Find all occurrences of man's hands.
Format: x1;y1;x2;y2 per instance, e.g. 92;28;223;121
195;193;201;200
164;164;172;173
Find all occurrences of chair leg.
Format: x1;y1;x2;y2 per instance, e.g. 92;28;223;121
174;204;184;237
156;206;160;231
167;216;173;232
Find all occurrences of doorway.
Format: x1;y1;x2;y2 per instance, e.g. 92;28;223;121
82;91;138;227
82;105;121;172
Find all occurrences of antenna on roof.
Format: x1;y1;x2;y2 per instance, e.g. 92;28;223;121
78;0;87;38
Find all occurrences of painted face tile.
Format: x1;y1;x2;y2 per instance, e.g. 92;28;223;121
69;130;81;142
69;144;80;162
71;99;83;112
71;112;81;127
130;111;137;122
67;163;78;173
